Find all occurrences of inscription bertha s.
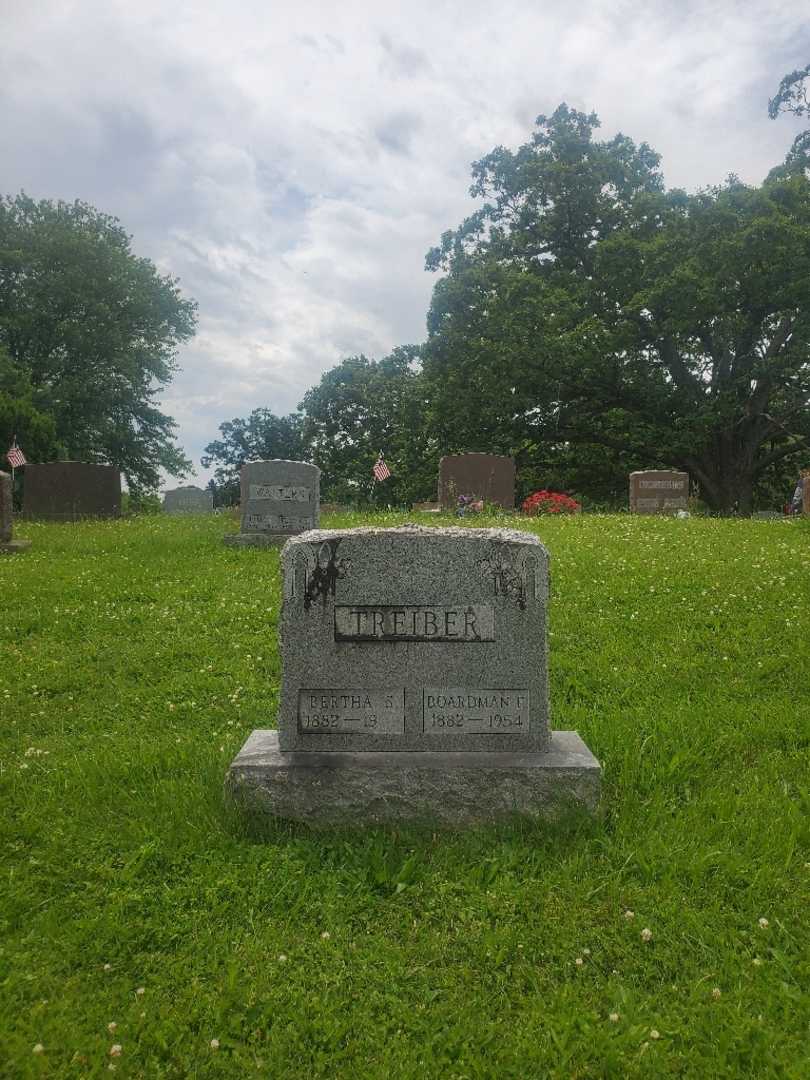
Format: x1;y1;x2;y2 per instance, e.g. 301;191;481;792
335;604;494;642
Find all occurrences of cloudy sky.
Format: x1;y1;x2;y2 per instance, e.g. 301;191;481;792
2;0;809;487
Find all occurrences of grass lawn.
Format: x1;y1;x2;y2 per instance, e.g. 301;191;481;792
1;510;809;1079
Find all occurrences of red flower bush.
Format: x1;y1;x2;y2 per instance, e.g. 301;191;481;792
521;490;581;515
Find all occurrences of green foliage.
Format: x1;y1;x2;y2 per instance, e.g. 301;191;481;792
300;348;436;506
0;344;60;504
201;410;305;505
424;107;810;512
768;63;810;176
1;512;809;1077
0;193;197;496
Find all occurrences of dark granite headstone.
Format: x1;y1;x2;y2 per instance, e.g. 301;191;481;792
438;454;515;510
22;462;121;521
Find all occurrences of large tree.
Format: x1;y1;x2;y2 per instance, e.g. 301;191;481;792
201;409;304;505
300;348;435;505
423;106;810;512
0;194;197;494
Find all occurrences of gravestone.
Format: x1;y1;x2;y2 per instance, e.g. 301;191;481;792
438;454;515;510
163;485;214;514
223;460;320;548
629;470;689;514
0;471;31;553
22;462;121;521
226;525;601;825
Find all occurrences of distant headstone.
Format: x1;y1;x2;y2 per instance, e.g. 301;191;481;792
753;511;782;520
223;459;320;548
226;525;601;825
163;485;213;514
438;454;515;510
22;462;121;521
629;470;689;514
0;471;31;553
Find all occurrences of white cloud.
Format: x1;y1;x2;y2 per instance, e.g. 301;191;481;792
2;0;809;486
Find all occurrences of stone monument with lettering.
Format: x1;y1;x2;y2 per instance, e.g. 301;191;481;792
0;471;31;553
226;525;601;825
22;462;121;521
629;470;689;514
438;454;516;510
163;485;214;514
223;460;320;548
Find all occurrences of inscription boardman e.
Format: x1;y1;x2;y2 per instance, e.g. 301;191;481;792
278;525;550;752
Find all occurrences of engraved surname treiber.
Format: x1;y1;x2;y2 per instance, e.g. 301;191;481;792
334;604;494;642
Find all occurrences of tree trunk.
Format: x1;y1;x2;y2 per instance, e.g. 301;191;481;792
693;459;754;515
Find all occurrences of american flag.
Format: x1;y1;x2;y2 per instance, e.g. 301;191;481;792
6;443;26;469
372;453;391;482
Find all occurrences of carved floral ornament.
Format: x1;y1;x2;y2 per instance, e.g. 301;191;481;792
284;537;545;609
284;540;351;606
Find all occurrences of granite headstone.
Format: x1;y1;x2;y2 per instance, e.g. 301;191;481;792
629;470;689;514
226;525;601;825
1;471;31;553
438;454;515;510
22;462;121;521
224;460;320;548
163;485;214;514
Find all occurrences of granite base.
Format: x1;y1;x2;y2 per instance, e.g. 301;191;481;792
225;729;601;827
0;539;32;554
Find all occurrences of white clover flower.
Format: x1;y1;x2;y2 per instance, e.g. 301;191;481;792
641;927;653;942
609;1012;619;1023
712;987;721;1000
278;954;287;963
758;917;769;929
624;910;635;920
135;987;145;996
320;931;330;940
752;957;763;966
210;1038;220;1050
107;1022;117;1033
575;957;584;967
109;1044;122;1057
650;1029;661;1040
33;1044;44;1055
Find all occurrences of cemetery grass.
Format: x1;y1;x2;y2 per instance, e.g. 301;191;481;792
1;511;808;1080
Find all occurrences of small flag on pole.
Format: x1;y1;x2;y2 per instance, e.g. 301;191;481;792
372;452;391;482
6;441;26;469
